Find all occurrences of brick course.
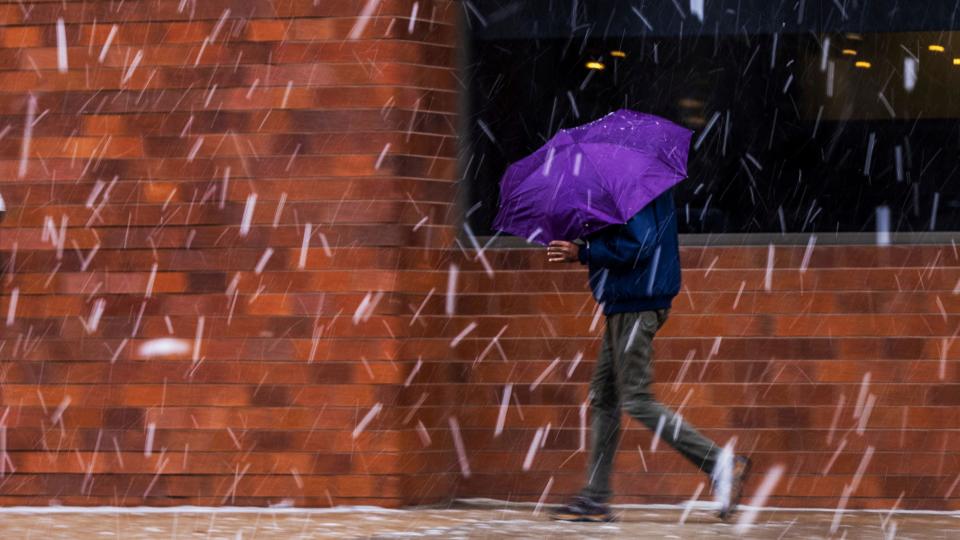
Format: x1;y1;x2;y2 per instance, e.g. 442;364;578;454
1;0;459;507
446;245;960;510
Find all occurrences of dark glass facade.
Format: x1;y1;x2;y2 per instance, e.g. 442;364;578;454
463;0;960;235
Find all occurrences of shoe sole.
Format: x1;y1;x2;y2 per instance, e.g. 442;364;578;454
549;512;615;523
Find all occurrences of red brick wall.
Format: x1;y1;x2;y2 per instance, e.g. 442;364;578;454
0;0;459;506
451;245;960;510
1;0;957;512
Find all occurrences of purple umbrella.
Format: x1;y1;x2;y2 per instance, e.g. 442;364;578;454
492;109;692;244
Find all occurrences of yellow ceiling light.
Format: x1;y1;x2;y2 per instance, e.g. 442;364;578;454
954;58;960;65
678;98;705;108
610;50;627;58
929;44;945;52
855;61;872;69
841;49;858;56
585;61;606;70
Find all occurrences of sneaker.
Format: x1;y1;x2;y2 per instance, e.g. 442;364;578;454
548;495;614;522
717;456;752;521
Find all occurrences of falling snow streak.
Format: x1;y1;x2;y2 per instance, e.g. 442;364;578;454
764;244;775;292
566;351;584;378
82;299;106;334
827;393;846;445
678;482;706;524
254;248;273;275
693;111;721;150
854;372;872;419
240;194;257;237
856;394;877;435
826;61;835;97
799;235;817;274
863;133;877;176
450;321;478;348
109;339;129;364
529;357;560;391
349;0;382;40
410;288;435;327
99;25;118;63
495;383;511;437
477;119;497;143
0;425;13;478
317;232;333;258
853;448;877;486
353;291;384;325
18;95;35;179
822;438;847;476
830;447;876;533
144;422;156;457
820;37;831;71
407;2;420;33
940;338;950;380
408;419;429;448
448;417;471;478
5;288;17;327
192;316;205;365
904;57;918;91
56;18;68;73
209;9;231;42
895;146;905;182
734;465;785;535
219;167;231;210
651;414;666;452
876;206;891;246
375;143;391;169
281;81;293;108
732;281;746;310
522;427;545;471
930;192;940;231
533;476;554;515
50;396;70;426
186;137;204;162
403;358;422;387
144;263;158;298
298;223;312;269
446;264;458;316
475;324;508;364
352;403;382;439
122;50;144;85
689;0;704;22
463;223;494;278
579;402;588;452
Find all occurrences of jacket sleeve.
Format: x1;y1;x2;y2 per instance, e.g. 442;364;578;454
578;205;659;270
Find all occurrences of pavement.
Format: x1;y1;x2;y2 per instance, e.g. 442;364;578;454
0;502;956;539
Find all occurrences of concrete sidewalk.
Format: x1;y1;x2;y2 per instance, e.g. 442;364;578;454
0;503;955;539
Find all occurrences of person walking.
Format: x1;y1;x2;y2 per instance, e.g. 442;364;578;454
544;187;751;522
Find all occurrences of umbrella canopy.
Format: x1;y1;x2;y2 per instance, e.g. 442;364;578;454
492;109;692;244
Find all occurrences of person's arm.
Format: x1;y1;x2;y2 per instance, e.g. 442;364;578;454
578;205;659;270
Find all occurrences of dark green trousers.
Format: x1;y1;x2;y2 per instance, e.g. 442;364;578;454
582;309;720;502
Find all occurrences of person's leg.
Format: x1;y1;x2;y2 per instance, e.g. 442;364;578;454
615;309;720;475
580;316;621;502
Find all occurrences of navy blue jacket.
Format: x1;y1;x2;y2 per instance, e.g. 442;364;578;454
577;189;681;315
